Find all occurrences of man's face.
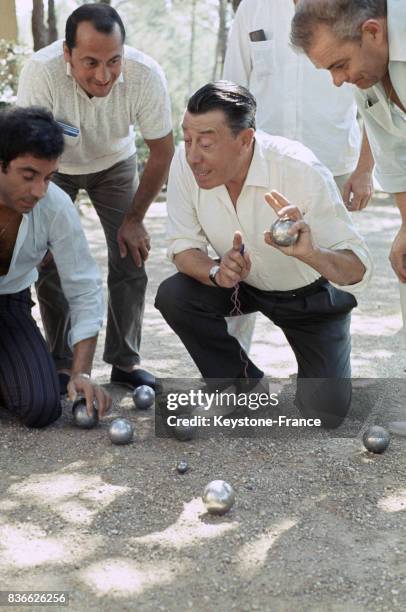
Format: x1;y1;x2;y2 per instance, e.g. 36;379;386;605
0;155;59;214
308;23;389;89
182;110;253;190
63;21;123;98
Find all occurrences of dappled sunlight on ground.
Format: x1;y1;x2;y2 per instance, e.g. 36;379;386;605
7;471;129;525
134;497;238;549
80;558;179;598
236;518;297;576
377;490;406;513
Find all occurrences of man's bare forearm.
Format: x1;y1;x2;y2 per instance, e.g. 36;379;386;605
356;127;374;172
130;133;174;221
174;249;217;286
395;192;406;224
300;248;366;286
71;336;98;376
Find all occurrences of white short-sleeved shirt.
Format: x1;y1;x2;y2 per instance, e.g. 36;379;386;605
0;183;104;347
354;0;406;194
223;0;361;176
166;132;372;298
17;41;172;175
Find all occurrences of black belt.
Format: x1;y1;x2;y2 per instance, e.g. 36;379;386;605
263;277;327;299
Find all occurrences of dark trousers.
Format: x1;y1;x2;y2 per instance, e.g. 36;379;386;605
36;154;146;369
155;274;357;426
0;289;61;428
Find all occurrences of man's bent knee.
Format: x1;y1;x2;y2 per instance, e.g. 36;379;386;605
20;397;62;429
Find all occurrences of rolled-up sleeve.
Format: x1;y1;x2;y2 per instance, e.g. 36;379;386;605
48;196;104;347
304;163;374;297
166;146;208;261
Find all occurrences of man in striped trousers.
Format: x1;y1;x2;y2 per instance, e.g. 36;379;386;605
0;106;110;427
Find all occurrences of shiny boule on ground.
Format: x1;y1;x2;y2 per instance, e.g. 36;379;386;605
133;385;155;410
108;418;134;445
202;480;235;515
176;459;189;474
270;218;298;247
362;425;390;453
72;399;98;429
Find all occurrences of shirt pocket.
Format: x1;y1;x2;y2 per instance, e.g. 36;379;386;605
62;133;80;151
249;39;274;78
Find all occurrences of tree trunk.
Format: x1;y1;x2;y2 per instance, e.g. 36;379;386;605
187;0;197;99
212;0;228;80
32;0;48;51
0;0;18;41
230;0;242;12
47;0;58;43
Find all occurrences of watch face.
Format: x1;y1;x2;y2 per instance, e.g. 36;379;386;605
209;265;220;284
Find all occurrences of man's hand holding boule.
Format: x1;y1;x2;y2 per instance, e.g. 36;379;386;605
216;231;251;288
68;374;112;418
264;190;316;261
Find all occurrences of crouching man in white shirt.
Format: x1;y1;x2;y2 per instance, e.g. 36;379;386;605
0;106;110;427
155;82;373;426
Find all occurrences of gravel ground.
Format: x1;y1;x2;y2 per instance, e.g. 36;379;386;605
0;193;405;612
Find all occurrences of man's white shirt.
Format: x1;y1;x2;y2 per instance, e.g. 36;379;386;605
354;0;406;193
223;0;361;176
166;132;372;297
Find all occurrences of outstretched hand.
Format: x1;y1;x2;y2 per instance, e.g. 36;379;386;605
263;191;317;260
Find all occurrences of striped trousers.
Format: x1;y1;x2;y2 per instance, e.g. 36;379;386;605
0;289;61;428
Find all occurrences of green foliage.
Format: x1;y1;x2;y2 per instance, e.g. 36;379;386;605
118;0;228;148
0;39;30;105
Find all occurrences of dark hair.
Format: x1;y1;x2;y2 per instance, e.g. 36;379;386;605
0;106;64;170
187;81;256;136
65;3;126;51
291;0;387;53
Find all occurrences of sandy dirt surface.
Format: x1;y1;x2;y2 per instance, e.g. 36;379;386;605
1;193;406;612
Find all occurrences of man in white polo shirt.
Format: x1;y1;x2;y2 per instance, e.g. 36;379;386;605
290;0;406;335
155;82;373;424
17;3;174;391
223;0;375;352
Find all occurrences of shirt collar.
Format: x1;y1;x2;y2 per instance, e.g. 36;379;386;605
244;132;270;188
388;0;406;62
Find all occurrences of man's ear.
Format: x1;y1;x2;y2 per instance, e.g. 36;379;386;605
361;18;386;45
240;127;255;149
63;41;71;63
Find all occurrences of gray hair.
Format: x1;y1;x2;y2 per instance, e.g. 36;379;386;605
291;0;387;53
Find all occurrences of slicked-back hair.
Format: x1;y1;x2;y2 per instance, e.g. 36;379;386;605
65;2;126;51
0;106;64;171
187;81;256;136
291;0;387;53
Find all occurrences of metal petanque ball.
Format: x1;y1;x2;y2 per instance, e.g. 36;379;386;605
109;418;134;445
202;480;235;515
133;385;155;410
72;399;98;429
176;459;189;474
362;425;390;454
270;218;298;247
173;418;195;442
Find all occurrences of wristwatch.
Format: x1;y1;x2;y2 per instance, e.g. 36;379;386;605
209;264;221;287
